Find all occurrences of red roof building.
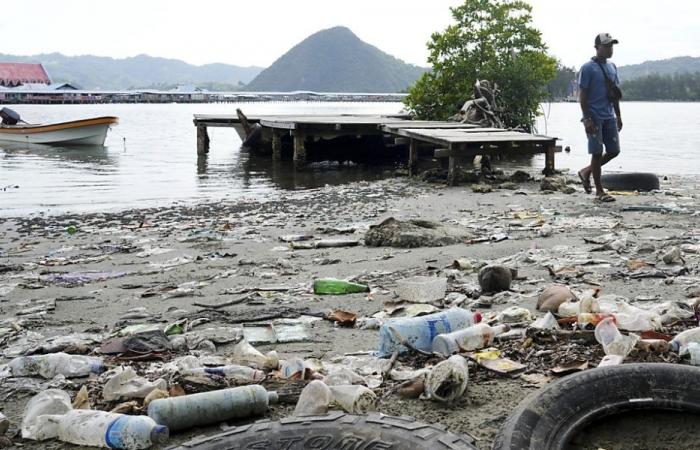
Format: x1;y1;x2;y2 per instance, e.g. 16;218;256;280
0;63;51;87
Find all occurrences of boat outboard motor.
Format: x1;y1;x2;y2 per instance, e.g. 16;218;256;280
0;107;21;125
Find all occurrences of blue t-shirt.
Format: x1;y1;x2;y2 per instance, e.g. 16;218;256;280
578;58;620;121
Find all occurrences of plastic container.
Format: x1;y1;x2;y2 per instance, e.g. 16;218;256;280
425;355;469;403
55;410;167;449
293;380;331;416
9;353;104;379
432;323;510;355
328;385;377;414
280;358;306;379
21;389;73;440
103;367;167;401
147;385;278;431
670;327;700;353
313;278;369;295
377;308;482;357
179;365;265;383
0;411;8;435
594;317;639;357
395;276;447;303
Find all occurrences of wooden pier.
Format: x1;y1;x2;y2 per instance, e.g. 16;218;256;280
193;114;559;182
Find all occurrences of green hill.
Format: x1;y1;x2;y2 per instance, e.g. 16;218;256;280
618;56;700;81
245;26;428;93
0;53;263;90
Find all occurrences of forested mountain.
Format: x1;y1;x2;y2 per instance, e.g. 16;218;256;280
244;26;428;93
618;56;700;81
0;53;263;90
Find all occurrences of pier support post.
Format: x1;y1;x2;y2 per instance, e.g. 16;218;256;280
272;132;282;160
544;143;556;176
447;155;457;186
408;138;418;176
197;125;210;155
293;133;306;169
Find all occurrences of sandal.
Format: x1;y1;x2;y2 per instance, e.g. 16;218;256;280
595;193;616;203
578;170;592;194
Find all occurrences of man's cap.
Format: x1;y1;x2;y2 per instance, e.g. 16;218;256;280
595;33;619;46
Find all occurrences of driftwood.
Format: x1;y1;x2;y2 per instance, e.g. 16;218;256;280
236;108;253;137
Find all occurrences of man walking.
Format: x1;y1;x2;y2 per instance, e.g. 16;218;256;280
577;33;622;202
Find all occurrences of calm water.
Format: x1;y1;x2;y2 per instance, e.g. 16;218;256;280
1;101;698;216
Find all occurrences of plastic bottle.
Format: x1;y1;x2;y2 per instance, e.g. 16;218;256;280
577;312;616;327
9;353;104;379
147;385;278;431
425;355;469;403
594;317;639;357
279;358;306;379
377;308;482;357
670;327;700;353
313;278;369;295
0;411;9;435
56;410;168;449
328;385;377;414
179;365;265;383
432;323;510;355
293;380;331;416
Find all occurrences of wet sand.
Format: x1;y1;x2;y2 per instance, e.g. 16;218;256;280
1;171;699;449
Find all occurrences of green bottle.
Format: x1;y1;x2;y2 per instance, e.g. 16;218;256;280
313;278;369;295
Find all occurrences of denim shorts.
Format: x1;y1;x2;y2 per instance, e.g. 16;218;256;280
587;118;620;156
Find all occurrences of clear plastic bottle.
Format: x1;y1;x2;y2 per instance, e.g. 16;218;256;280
313;278;369;295
179;365;265;383
56;410;168;449
328;385;378;414
8;352;104;378
377;308;482;357
670;327;700;353
432;323;510;355
594;317;638;357
147;385;278;431
293;380;331;416
425;355;469;403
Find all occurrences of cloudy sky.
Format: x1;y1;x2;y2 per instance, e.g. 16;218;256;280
2;0;698;69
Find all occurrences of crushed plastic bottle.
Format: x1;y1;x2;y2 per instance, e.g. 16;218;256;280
56;410;168;449
103;367;167;401
179;365;265;383
377;308;482;357
280;358;306;379
9;353;104;379
313;278;370;295
432;323;510;356
328;385;378;414
21;389;73;440
147;385;278;431
594;317;639;357
670;327;700;353
293;380;331;416
686;342;700;365
424;355;469;403
229;338;279;370
0;412;8;435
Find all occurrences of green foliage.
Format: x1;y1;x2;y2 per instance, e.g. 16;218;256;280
621;72;700;101
547;63;576;100
245;27;428;93
404;0;557;129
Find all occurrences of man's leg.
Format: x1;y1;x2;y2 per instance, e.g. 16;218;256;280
590;153;604;196
579;151;617;180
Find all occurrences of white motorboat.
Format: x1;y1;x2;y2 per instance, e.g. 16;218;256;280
0;116;118;146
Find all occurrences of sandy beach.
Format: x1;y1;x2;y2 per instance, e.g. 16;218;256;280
1;169;699;449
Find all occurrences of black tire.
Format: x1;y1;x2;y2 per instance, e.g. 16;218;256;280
602;172;660;191
168;411;477;450
493;363;700;450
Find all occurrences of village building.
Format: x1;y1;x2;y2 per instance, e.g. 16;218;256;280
0;62;51;87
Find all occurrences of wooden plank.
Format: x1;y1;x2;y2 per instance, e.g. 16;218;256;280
434;142;560;159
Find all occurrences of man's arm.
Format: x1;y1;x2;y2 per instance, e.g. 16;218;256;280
579;88;595;134
613;99;622;131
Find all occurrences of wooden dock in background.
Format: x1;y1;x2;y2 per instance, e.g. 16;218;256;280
193;114;559;183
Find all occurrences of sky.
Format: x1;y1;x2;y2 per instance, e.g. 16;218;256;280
2;0;699;69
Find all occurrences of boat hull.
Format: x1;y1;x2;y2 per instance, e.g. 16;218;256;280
0;117;118;146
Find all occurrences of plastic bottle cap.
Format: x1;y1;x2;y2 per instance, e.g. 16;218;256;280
150;425;169;444
268;391;279;404
474;311;483;323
